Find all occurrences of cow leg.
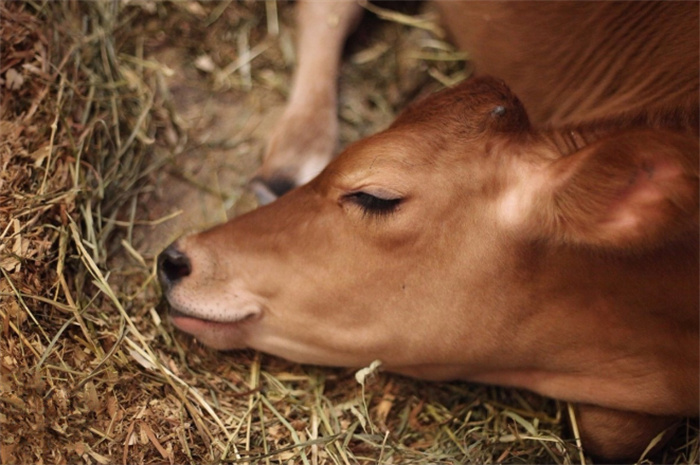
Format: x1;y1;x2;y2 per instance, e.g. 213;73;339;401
250;0;363;204
574;404;679;462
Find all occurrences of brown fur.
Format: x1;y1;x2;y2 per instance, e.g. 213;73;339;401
160;3;700;461
437;1;699;129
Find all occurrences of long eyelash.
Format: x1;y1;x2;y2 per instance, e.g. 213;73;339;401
346;192;402;216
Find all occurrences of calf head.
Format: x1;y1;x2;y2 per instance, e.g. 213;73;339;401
159;78;540;366
159;78;698;454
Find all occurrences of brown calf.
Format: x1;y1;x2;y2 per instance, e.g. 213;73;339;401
159;1;699;461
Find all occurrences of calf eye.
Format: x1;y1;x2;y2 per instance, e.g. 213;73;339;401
345;191;402;216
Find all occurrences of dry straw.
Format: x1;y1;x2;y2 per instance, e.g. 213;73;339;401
1;1;697;464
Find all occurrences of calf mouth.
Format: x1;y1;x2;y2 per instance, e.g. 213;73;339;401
168;308;259;335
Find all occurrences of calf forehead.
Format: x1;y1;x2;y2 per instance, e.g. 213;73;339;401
314;136;433;197
321;79;532;186
320;130;479;194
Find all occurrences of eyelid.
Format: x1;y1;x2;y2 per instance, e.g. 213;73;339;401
343;191;403;216
346;186;404;200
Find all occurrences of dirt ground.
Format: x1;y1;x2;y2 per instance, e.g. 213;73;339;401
1;2;697;464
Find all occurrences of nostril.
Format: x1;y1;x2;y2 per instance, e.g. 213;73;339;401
157;245;192;287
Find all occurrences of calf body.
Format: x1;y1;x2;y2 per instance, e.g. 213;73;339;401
160;2;699;461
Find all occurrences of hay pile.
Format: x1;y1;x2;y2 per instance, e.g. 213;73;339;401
1;1;697;464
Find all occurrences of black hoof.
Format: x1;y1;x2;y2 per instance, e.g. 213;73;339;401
249;176;296;205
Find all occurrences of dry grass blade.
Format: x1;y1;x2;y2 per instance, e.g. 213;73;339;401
359;0;444;37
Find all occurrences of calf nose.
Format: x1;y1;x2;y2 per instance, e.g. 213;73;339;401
157;244;191;290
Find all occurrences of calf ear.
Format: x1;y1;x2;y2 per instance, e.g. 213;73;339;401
536;130;698;249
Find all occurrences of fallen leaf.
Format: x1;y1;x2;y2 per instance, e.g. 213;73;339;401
355;359;382;386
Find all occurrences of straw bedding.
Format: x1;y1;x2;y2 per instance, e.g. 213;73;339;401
1;1;697;464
